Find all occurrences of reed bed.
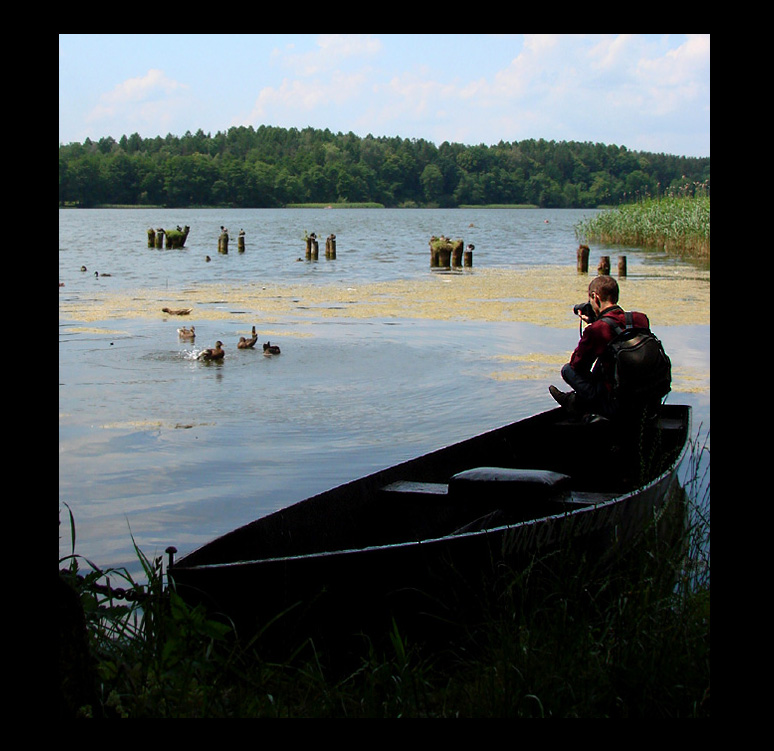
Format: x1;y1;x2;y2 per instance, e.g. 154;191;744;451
576;195;710;259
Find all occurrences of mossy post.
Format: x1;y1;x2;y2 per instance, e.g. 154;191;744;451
154;228;165;249
618;255;627;277
147;228;156;248
219;229;229;254
326;233;337;259
464;243;474;268
597;256;611;275
165;226;190;249
238;230;245;253
429;236;455;269
577;244;590;272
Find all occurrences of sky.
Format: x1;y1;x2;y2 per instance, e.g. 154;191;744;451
59;34;710;158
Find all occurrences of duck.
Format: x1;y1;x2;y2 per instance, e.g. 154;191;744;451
238;326;258;349
263;341;281;356
198;341;225;361
177;325;196;340
162;307;192;316
94;271;112;277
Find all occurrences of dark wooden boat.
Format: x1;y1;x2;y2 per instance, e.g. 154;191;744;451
170;405;691;652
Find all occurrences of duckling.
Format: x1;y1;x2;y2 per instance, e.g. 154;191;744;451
162;307;192;316
263;341;281;356
198;341;225;361
177;325;196;340
238;326;258;349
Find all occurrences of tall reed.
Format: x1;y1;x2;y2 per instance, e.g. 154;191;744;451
576;194;710;259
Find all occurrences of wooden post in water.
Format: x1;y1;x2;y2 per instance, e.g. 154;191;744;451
155;229;164;249
430;237;440;267
219;229;229;254
618;255;627;277
464;244;474;267
577;244;589;272
597;255;610;275
147;228;155;248
429;236;454;269
238;230;245;253
451;239;464;267
326;233;337;259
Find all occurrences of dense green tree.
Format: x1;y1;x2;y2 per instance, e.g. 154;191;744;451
58;126;710;208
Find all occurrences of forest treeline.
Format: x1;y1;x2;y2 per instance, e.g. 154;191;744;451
58;125;710;210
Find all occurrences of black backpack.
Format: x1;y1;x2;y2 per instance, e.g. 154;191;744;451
599;312;672;405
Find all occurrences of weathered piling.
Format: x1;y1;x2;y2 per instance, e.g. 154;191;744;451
165;225;190;249
429;236;459;269
147;228;156;248
238;229;245;253
618;255;627;277
577;244;590;272
451;239;464;267
219;229;229;254
154;229;165;249
597;255;610;275
464;244;474;267
326;233;337;259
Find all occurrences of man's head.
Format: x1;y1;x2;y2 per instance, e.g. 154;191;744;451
588;275;619;316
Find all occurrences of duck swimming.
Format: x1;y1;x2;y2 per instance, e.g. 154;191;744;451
238;326;258;349
177;325;196;340
263;341;281;356
162;307;192;316
199;341;225;361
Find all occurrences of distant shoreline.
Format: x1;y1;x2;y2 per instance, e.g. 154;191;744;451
60;202;550;210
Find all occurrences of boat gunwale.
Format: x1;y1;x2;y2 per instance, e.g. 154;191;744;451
172;406;691;572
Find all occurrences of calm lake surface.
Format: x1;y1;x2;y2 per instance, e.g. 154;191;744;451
59;208;710;577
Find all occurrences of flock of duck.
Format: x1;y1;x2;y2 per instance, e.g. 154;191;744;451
61;266;282;362
173;319;281;361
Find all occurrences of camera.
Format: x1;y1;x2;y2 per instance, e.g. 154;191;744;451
573;302;596;321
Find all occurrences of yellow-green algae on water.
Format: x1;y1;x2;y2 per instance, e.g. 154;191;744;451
60;266;709;395
59;265;709;329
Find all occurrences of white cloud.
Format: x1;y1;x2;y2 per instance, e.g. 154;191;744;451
85;69;191;133
61;34;708;155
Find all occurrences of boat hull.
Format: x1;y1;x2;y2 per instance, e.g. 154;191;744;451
171;405;691;651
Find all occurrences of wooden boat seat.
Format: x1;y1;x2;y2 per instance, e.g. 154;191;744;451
381;480;448;497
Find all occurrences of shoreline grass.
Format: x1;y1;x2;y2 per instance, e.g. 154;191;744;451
575;195;710;260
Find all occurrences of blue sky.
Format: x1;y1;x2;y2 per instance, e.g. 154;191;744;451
59;34;710;158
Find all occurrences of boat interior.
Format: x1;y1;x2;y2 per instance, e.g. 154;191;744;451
177;407;689;567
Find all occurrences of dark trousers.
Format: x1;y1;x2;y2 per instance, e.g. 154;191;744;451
561;364;616;418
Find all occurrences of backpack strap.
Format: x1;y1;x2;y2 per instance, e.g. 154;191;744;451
599;311;635;337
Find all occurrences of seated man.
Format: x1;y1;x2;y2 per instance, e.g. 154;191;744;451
549;275;652;420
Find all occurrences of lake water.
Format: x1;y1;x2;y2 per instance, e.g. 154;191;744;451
59;208;710;577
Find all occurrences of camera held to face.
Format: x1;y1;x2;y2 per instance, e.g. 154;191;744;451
573;301;596;321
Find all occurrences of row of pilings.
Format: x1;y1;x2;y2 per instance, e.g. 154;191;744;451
147;226;190;249
429;237;473;269
576;244;627;276
303;233;337;260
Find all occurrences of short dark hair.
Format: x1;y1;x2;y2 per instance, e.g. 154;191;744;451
588;275;619;303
